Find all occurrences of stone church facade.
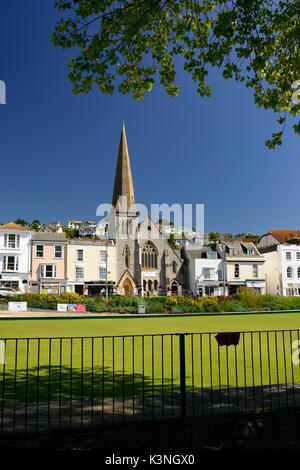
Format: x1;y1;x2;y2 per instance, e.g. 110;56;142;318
102;124;184;297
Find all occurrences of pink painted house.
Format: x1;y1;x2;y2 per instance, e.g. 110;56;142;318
30;232;67;294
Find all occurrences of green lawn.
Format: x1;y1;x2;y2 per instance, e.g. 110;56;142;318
1;311;300;338
0;313;300;404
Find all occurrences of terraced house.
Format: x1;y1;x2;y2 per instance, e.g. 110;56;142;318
30;232;68;294
218;241;266;295
66;239;116;295
0;222;31;292
259;230;300;296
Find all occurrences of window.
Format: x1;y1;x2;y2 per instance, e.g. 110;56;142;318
40;264;56;278
205;286;214;296
76;250;83;261
75;266;84;280
54;245;62;258
234;264;239;278
287;266;293;278
99;250;106;263
297;252;300;260
4;234;20;249
286;252;292;260
253;264;258;278
203;268;212;280
141;242;157;268
172;261;177;273
36;245;44;258
99;267;106;280
207;252;217;259
3;256;19;271
124;246;130;268
298;267;300;279
247;249;253;255
217;270;223;281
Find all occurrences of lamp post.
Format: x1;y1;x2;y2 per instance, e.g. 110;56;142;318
222;242;227;296
105;223;109;300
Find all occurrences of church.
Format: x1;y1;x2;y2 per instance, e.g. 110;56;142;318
99;124;184;297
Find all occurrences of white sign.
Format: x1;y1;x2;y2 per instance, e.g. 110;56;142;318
57;303;68;312
247;281;265;288
0;341;5;364
8;302;27;312
138;305;146;314
142;271;158;277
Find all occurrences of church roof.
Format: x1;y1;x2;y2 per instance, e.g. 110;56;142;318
112;124;136;212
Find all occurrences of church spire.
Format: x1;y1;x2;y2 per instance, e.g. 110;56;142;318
112;123;136;212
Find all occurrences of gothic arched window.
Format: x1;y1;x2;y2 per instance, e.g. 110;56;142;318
172;261;177;273
287;266;293;278
141;242;157;268
124;245;130;268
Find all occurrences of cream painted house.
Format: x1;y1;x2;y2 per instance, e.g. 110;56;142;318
217;241;266;294
66;239;116;295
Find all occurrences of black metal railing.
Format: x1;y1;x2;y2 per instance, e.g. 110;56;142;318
0;329;299;434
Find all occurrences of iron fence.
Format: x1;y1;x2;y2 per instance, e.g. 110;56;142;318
0;329;300;434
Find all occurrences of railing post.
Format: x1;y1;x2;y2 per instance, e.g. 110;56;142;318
179;334;186;420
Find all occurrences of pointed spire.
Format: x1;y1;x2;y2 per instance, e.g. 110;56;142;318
112;123;136;212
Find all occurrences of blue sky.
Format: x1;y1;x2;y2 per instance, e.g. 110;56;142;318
0;1;299;235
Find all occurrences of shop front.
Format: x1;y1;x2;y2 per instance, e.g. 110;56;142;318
0;273;29;293
246;280;266;294
196;280;226;297
40;281;67;294
285;283;300;296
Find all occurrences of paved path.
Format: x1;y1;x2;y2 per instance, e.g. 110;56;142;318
1;383;300;434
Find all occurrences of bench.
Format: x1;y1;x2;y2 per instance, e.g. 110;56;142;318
234;307;248;312
170;307;185;313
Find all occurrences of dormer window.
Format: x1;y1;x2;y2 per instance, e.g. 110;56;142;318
247;249;253;255
207;252;217;259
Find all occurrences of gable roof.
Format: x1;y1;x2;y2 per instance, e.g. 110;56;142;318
0;222;29;231
31;232;67;242
261;229;300;244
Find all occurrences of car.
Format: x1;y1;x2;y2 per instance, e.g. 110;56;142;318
0;287;19;298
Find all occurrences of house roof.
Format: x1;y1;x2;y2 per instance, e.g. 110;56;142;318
261;229;300;244
31;232;67;242
187;246;219;259
222;241;260;257
0;222;29;231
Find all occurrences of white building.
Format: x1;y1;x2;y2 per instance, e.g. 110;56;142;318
260;244;300;296
0;222;31;292
185;245;227;296
79;221;97;237
67;220;82;230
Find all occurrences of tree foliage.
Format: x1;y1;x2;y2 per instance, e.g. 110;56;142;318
51;0;300;148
